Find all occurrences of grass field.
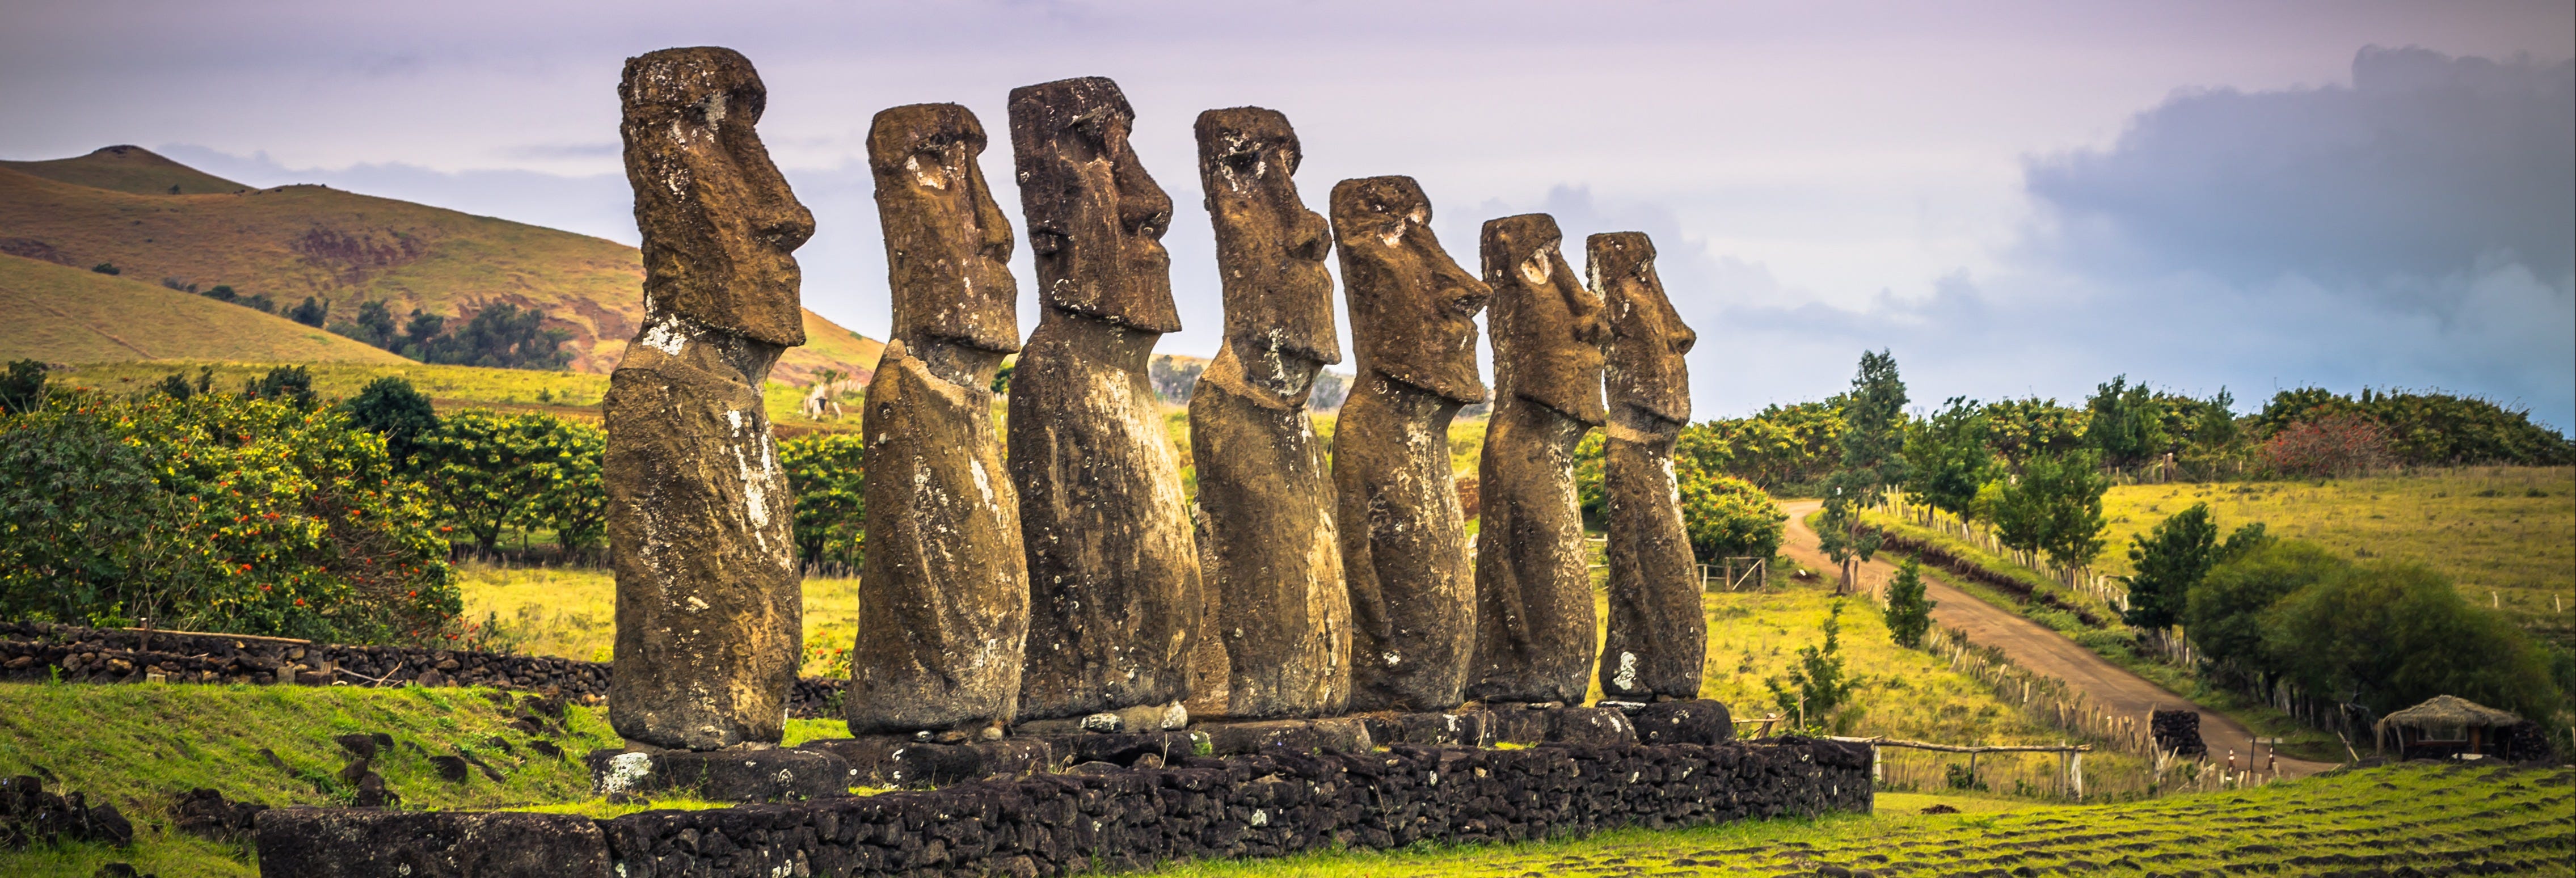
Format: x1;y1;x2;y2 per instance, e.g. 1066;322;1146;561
2098;467;2575;638
0;255;412;365
45;359;865;433
1148;762;2572;877
0;147;878;383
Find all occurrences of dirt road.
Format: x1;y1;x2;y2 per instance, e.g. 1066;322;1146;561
1778;500;2335;776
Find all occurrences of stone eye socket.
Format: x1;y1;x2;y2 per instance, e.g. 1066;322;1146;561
1223;150;1260;173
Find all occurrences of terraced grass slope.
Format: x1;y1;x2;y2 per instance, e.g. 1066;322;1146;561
1158;762;2573;877
0;146;880;383
0;255;410;365
2098;469;2575;640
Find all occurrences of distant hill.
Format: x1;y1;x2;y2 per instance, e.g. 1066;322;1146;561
0;253;410;364
0;146;879;383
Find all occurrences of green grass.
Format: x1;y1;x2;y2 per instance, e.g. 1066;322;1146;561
0;147;878;385
458;563;861;678
48;358;862;433
1143;762;2573;877
2099;467;2575;640
0;681;627;877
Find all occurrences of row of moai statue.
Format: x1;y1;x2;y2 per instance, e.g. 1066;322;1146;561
601;47;1702;752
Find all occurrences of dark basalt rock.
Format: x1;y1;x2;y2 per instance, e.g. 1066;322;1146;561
1329;176;1491;712
848;102;1030;736
586;748;852;803
798;736;1053;788
1629;699;1735;746
1466;213;1605;706
607;46;808;752
1545;706;1638;746
172;788;266;841
253;808;610;878
428;755;470;783
1186;107;1350;720
1198;718;1374;755
1006;77;1204;721
1590;231;1704;701
1032;731;1211;767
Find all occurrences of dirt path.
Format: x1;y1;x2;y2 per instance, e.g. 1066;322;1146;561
1777;500;2335;777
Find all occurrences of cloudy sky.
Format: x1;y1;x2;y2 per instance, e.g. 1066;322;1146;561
6;1;2571;428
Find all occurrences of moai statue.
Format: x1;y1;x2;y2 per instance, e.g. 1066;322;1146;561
1591;232;1702;701
845;103;1030;736
1331;176;1493;712
1006;77;1205;723
1185;107;1350;719
606;47;811;751
1465;213;1605;706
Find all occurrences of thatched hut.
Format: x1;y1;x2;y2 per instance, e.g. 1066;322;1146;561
2374;695;2523;761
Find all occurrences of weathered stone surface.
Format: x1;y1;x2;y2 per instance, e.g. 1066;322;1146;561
1329;176;1491;712
1546;706;1638;746
1198;717;1375;755
1590;231;1705;701
1466;214;1605;706
585;748;851;803
1629;699;1734;746
1186;107;1350;720
848;103;1030;736
1006;77;1204;721
798;736;1053;788
607;47;807;751
253;808;610;878
1038;730;1212;767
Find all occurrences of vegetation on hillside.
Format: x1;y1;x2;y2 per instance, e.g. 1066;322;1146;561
0;255;411;366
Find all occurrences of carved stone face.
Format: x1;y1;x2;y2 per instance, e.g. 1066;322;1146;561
619;47;814;347
1007;77;1180;333
1195;107;1339;366
870;103;1020;355
1589;232;1694;426
1330;176;1490;406
1481;213;1605;425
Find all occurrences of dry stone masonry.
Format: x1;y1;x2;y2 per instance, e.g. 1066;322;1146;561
846;102;1032;736
605;46;812;752
1184;107;1351;720
1329;176;1494;712
1591;231;1705;701
1468;213;1608;706
1006;76;1207;723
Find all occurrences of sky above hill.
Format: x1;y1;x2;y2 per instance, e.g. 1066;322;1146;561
5;0;2571;428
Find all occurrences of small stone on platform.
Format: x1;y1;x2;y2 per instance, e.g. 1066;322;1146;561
1628;699;1734;746
1197;718;1375;755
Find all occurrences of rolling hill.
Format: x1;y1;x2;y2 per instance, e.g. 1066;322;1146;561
0;253;411;365
0;146;880;383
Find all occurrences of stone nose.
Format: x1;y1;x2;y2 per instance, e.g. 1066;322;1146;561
753;196;815;254
1288;206;1330;261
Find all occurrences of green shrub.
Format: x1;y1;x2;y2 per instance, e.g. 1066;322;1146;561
2263;561;2562;721
1883;555;1934;648
412;410;598;552
778;433;865;570
1680;470;1787;563
2187;540;2345;674
0;392;458;642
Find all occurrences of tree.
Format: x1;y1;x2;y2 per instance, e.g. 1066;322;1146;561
90;263;120;276
411;410;580;552
1883;555;1934;648
241;365;317;410
1768;600;1854;731
330;299;402;349
150;367;213;401
0;391;459;643
2120;503;2217;630
2262;414;2391;478
341;377;440;468
1820;350;1907;591
288;296;330;328
2187;540;2346;674
0;360;47;415
1679;470;1787;563
779;433;866;571
1981;397;2089;467
2263;560;2561;721
1148;354;1207;404
407;304;575;371
2028;449;2109;573
2085;375;2169;470
528;420;606;555
1902;396;1991;521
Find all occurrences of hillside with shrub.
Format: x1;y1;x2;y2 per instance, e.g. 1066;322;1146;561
0;146;881;383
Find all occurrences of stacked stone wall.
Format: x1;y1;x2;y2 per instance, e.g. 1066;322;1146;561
258;738;1870;877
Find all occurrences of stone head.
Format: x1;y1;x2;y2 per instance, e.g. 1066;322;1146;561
619;47;813;347
870;103;1020;355
1589;232;1693;427
1195;107;1339;367
1481;213;1605;425
1007;77;1180;332
1330;176;1490;406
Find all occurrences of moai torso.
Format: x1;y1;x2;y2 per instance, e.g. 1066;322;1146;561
1184;107;1350;719
846;103;1030;735
1330;176;1492;712
1591;232;1702;701
1006;77;1205;721
606;47;811;750
1466;213;1605;706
